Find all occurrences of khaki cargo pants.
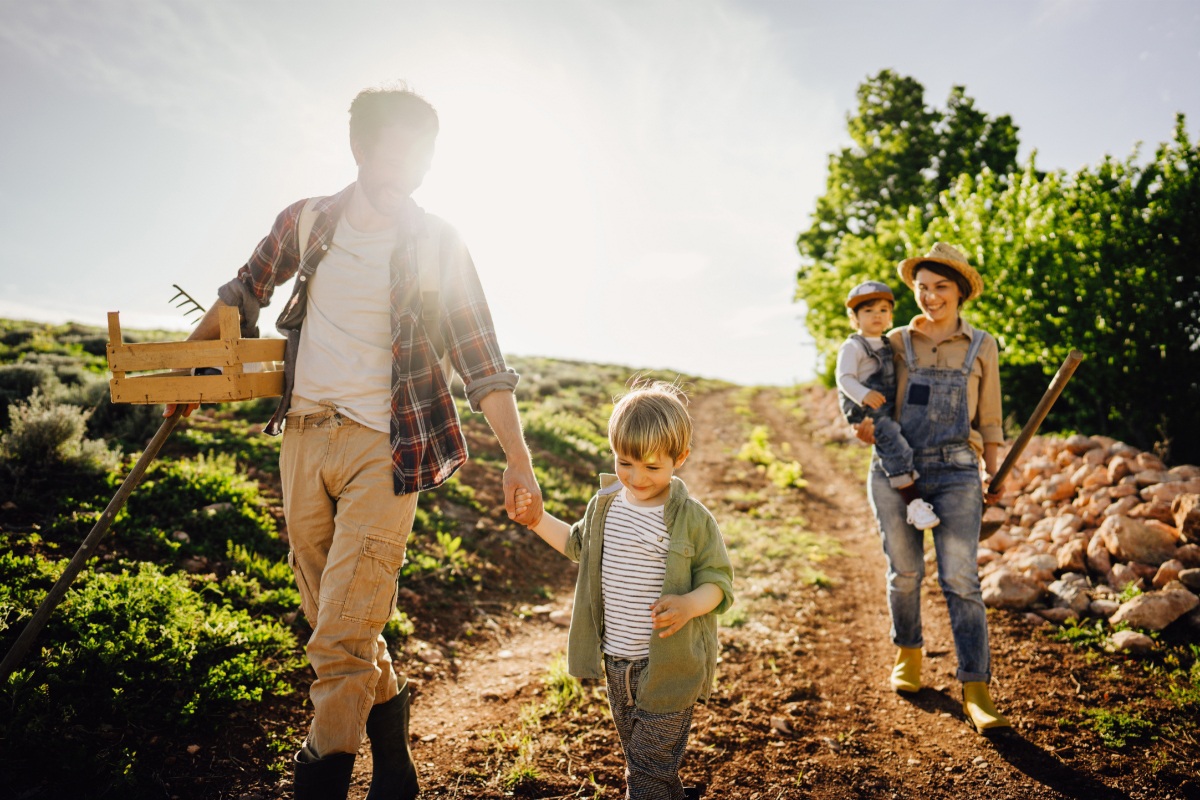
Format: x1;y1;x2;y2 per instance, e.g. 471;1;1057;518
281;407;418;757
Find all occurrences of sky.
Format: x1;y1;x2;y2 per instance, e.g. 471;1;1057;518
1;0;1198;387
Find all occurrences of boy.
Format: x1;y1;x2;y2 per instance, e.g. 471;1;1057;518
837;280;939;529
514;382;733;800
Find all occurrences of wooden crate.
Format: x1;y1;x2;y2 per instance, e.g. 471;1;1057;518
107;306;286;404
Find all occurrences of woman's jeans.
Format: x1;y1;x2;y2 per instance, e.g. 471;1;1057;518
868;444;990;684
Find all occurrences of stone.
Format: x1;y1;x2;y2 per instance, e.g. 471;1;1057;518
1128;561;1159;581
978;548;1001;567
1030;517;1057;543
1175;544;1200;568
548;609;571;627
1107;456;1133;484
1104;496;1140;518
1141;478;1200;505
1169;465;1200;480
1178;569;1200;592
1037;607;1078;624
1110;587;1199;631
1016;553;1058;583
1106;629;1154;655
1047;578;1092;614
982;568;1045;610
1135;452;1167;472
1051;514;1083;543
1108;483;1139;499
1172;494;1200;541
1056;539;1088;574
1065;434;1099;455
416;648;444;664
1128;501;1176;524
1089;599;1120;618
1133;469;1170;488
1108;563;1143;592
1153;559;1184;589
1099;515;1179;566
1033;475;1077;504
1086;532;1112;576
986;529;1018;553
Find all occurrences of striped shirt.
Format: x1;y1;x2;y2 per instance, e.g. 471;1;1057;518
601;490;670;659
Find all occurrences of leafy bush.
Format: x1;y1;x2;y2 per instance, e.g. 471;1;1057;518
0;559;302;790
117;451;280;559
0;390;120;477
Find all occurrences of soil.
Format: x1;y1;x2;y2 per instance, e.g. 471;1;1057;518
336;386;1199;800
23;385;1195;799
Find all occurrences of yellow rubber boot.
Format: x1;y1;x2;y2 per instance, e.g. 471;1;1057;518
962;681;1011;734
890;647;922;693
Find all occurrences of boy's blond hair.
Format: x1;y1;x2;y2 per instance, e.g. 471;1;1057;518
608;381;692;461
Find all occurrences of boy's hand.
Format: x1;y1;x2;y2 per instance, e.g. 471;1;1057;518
512;487;543;527
650;594;698;638
862;390;885;410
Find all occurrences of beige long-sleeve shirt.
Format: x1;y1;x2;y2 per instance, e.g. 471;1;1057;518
888;315;1003;456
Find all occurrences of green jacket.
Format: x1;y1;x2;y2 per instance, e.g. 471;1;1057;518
564;474;735;714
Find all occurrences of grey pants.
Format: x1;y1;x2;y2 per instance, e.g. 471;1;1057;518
604;655;694;800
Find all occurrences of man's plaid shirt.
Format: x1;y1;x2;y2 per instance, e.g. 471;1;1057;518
218;184;518;495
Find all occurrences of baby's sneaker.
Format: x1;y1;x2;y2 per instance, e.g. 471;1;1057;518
906;498;940;529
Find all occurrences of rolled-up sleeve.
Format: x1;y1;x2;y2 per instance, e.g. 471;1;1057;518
975;335;1004;445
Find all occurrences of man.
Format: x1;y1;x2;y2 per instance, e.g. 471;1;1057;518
171;85;543;799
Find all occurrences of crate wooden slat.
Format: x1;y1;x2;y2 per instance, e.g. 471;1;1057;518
107;307;286;404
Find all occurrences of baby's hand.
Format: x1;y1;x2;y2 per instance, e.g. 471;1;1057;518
650;594;696;639
862;390;886;410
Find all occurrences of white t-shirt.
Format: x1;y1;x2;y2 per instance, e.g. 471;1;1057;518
291;216;395;432
835;335;888;407
600;489;670;659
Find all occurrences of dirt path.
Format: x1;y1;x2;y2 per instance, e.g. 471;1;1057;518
345;386;1170;799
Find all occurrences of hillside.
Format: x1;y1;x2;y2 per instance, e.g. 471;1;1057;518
1;318;1198;799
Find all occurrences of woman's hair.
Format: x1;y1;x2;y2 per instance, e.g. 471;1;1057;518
608;380;692;461
913;260;973;305
349;84;439;149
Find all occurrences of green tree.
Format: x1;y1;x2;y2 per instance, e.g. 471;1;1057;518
796;71;1019;376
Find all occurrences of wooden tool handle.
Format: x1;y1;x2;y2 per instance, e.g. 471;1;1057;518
988;350;1084;494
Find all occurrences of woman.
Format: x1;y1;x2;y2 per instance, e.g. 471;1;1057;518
856;242;1010;734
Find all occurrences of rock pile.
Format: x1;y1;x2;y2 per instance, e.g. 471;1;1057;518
979;434;1200;642
802;386;1200;645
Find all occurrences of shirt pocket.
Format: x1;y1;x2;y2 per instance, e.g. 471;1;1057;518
341;528;408;625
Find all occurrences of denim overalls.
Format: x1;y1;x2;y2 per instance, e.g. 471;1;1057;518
867;327;992;684
838;335;918;484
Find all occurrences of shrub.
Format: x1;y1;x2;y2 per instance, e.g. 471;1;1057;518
117;451;280;559
0;559;302;791
0;389;120;474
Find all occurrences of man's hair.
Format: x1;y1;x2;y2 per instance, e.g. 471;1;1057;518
608;380;692;461
349;84;439;149
913;261;972;305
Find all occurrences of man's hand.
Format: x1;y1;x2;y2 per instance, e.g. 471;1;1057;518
862;390;886;410
853;416;876;444
505;460;543;527
163;402;199;418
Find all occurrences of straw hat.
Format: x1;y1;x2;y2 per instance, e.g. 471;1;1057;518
897;242;984;301
845;280;895;309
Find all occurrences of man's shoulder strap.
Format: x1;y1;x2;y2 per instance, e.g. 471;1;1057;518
297;198;320;263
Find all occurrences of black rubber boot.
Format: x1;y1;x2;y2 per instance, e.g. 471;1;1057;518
293;747;355;800
684;784;707;799
365;682;419;799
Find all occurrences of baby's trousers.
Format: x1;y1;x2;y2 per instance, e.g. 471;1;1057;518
604;655;694;800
